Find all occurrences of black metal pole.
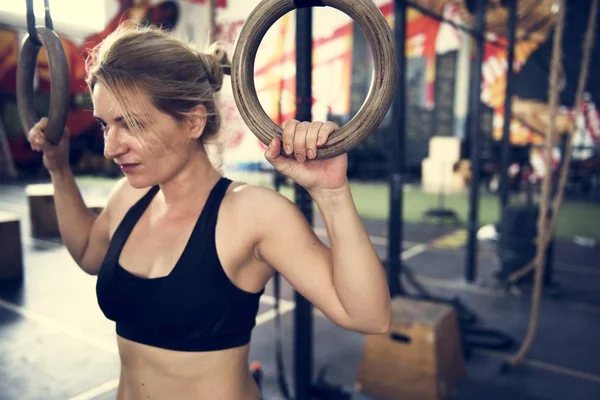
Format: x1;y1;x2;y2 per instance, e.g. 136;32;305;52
465;0;486;283
386;0;408;297
499;0;517;218
294;7;313;400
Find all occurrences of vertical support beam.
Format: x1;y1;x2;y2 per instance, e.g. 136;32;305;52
386;0;408;297
499;0;517;217
207;0;217;43
208;0;227;171
294;7;313;400
465;0;486;283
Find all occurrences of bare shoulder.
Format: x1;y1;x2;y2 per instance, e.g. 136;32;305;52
221;181;307;234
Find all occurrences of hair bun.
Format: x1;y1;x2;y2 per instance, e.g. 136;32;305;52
199;43;229;92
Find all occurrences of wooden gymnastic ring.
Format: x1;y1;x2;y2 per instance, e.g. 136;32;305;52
230;0;397;159
17;27;69;145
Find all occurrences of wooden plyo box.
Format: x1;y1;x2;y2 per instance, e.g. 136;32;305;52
88;198;106;216
428;136;461;163
356;297;465;400
0;211;23;281
26;183;59;238
25;183;107;237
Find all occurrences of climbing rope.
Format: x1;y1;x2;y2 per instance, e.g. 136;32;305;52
503;0;566;367
507;0;598;284
504;0;598;368
546;0;598;238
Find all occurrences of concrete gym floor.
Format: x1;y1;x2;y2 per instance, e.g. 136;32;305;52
1;178;600;400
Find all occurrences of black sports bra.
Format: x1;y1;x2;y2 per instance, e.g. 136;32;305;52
96;177;264;351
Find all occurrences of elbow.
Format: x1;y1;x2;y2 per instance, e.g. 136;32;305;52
368;315;391;335
350;313;391;335
365;301;392;334
378;315;392;334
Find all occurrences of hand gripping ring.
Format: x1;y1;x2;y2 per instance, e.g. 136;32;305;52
17;27;70;145
230;0;398;159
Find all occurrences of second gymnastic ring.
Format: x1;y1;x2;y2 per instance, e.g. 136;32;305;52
230;0;398;159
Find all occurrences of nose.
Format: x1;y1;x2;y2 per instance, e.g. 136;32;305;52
103;126;128;160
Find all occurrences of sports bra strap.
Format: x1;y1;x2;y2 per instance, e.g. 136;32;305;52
96;185;160;318
186;177;231;244
110;185;160;253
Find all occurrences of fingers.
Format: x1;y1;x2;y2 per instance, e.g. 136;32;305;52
28;125;48;153
306;122;323;160
33;117;49;131
265;136;282;160
27;118;68;152
280;119;338;162
317;121;337;148
293;122;310;162
282;119;299;156
264;136;293;173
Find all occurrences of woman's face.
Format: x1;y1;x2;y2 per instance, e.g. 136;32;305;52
92;83;200;189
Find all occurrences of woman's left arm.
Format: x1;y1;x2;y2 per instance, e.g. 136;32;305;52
311;182;392;332
252;185;390;335
253;119;392;334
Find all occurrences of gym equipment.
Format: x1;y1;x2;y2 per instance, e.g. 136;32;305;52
421;137;463;225
504;0;598;368
464;0;486;284
17;0;69;145
230;0;398;159
380;0;514;379
496;205;555;286
0;111;17;179
25;182;105;238
498;0;518;212
0;211;24;282
356;297;465;400
269;5;354;400
26;183;60;238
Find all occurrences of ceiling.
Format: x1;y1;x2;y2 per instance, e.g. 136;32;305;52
410;0;561;42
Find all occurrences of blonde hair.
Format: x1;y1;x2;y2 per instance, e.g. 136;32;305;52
85;24;227;143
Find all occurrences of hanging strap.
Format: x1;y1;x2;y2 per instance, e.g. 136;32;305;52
293;0;325;8
25;0;55;45
44;0;54;30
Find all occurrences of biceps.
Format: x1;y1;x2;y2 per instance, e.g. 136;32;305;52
256;217;352;328
79;209;110;275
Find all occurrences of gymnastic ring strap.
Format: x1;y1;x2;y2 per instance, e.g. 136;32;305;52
230;0;398;159
17;26;70;145
294;0;325;8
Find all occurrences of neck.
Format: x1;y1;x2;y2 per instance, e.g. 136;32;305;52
156;145;222;211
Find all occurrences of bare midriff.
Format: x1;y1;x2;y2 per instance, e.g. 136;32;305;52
115;335;260;400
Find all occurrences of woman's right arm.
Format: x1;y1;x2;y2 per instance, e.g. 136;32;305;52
28;118;117;275
50;168;111;275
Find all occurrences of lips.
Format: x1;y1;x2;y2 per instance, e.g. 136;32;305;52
119;163;139;173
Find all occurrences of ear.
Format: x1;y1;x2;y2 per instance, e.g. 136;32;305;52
186;104;208;140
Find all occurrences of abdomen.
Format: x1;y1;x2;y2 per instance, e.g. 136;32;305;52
116;335;259;399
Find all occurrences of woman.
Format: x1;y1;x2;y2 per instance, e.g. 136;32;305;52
27;25;391;400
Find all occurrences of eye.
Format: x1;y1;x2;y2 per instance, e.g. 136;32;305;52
96;119;108;130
